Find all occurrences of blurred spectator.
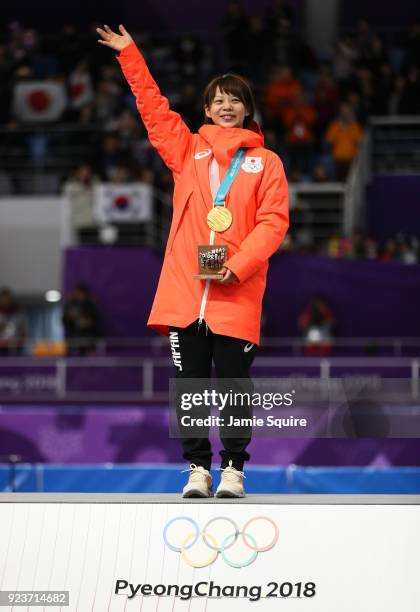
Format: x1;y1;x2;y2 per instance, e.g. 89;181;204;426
362;35;388;74
403;22;420;70
380;238;398;263
312;163;330;183
355;19;373;58
173;35;205;79
327;235;352;258
174;82;202;131
110;165;132;183
138;167;156;185
350;66;374;119
265;0;294;27
299;295;335;356
78;101;95;125
263;65;302;129
324;232;420;265
63;164;99;243
99;133;130;180
393;67;420;115
130;124;161;172
106;108;142;141
247;16;267;79
349;229;377;259
345;90;367;123
379;235;419;264
13;64;34;82
156;167;174;196
222;0;250;69
399;239;418;265
0;288;26;356
57;24;84;73
284;92;316;174
313;64;340;137
264;0;297;66
333;35;358;83
325;103;362;180
353;232;373;259
264;128;283;156
328;229;375;259
0;45;13;124
94;79;122;123
62;284;102;355
372;62;395;115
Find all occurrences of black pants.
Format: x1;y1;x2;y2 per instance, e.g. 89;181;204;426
170;320;257;471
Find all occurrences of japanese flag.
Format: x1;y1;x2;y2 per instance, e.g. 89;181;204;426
13;81;67;123
68;71;93;109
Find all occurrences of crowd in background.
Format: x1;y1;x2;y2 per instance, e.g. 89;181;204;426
0;285;102;356
1;3;420;350
0;2;419;189
0;287;26;355
0;286;337;356
280;229;420;264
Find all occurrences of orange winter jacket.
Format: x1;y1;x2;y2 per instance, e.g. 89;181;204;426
117;42;289;345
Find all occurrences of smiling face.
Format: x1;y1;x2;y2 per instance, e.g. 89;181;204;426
205;86;249;128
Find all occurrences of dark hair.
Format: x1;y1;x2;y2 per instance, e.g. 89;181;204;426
203;73;255;128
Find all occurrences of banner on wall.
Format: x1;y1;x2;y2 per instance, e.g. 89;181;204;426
94;183;153;224
0;497;419;611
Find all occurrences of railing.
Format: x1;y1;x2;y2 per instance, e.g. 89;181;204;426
343;131;371;234
0;354;419;403
288;182;347;243
370;116;420;174
23;336;420;357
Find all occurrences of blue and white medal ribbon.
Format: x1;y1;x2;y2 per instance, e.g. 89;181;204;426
206;147;247;232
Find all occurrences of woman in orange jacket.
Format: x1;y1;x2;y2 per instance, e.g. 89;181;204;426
97;24;289;498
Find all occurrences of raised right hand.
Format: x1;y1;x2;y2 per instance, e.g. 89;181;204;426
96;24;133;52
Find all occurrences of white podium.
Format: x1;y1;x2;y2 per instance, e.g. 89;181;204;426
0;493;419;611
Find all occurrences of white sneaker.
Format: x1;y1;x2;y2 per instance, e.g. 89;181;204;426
215;460;246;498
182;464;214;498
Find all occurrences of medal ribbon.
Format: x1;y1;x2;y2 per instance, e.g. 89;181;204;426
213;147;247;206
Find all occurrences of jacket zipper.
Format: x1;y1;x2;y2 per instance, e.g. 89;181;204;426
198;229;215;331
198;156;221;332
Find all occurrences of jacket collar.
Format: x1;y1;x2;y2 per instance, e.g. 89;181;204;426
198;121;264;167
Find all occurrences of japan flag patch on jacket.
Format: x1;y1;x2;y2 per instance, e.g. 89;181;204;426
241;156;264;173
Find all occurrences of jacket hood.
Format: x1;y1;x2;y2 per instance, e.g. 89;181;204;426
198;120;264;167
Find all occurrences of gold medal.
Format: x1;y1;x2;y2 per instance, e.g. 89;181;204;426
207;207;233;232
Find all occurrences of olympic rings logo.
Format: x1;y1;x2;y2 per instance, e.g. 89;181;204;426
163;515;278;568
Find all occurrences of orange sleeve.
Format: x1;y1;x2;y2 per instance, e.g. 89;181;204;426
116;42;193;175
225;154;289;283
